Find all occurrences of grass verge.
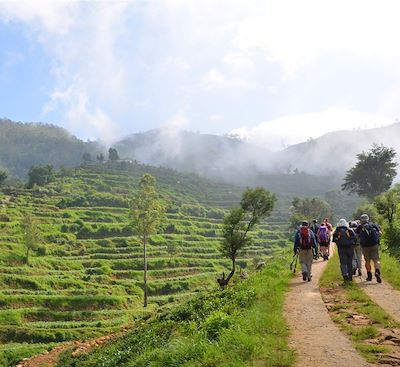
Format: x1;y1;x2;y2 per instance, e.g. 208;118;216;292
319;249;397;363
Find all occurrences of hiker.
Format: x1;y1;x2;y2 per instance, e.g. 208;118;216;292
323;217;333;256
332;219;356;281
317;222;330;261
355;214;382;283
293;221;318;281
350;221;362;277
310;219;320;260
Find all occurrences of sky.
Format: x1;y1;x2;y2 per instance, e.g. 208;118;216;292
0;0;400;149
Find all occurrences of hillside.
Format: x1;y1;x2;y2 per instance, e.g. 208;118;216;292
278;122;400;176
0;119;100;179
0;161;291;365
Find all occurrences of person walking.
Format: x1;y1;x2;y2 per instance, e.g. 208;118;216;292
294;221;318;282
317;222;330;261
350;221;362;277
310;219;320;260
332;218;356;281
356;214;382;283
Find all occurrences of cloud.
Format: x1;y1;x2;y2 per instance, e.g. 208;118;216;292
231;107;393;151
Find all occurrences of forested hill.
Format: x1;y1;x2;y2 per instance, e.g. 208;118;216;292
0;119;100;178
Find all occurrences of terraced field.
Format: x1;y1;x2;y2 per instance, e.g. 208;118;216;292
0;162;291;365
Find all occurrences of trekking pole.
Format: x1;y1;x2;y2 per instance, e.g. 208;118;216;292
293;253;298;274
290;252;299;273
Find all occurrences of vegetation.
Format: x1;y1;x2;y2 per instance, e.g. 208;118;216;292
0;161;291;365
27;164;55;189
108;148;119;161
130;173;165;307
57;255;294;367
218;187;275;287
342;144;397;200
0;170;7;186
289;196;333;228
20;214;42;265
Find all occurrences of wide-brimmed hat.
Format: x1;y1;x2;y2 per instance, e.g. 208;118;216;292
337;218;349;228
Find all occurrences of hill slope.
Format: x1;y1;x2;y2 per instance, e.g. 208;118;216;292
0;161;291;365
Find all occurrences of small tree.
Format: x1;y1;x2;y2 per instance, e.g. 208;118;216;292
218;187;275;287
108;148;119;161
82;152;92;164
0;170;7;186
129;173;164;307
20;214;41;265
342;144;397;200
96;153;105;163
27;165;54;189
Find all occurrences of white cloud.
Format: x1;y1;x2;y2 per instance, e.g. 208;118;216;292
231;107;393;151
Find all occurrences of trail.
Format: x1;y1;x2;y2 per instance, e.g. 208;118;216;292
355;266;400;322
284;257;369;367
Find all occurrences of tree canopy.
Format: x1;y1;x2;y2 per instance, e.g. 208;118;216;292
108;147;119;161
27;165;54;189
0;170;7;186
342;144;397;200
289;196;333;228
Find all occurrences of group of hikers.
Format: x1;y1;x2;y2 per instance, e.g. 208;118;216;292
293;214;381;283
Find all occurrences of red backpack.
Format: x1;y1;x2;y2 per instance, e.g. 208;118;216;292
300;227;312;249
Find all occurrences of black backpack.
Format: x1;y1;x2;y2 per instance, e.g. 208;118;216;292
359;223;380;246
335;228;356;247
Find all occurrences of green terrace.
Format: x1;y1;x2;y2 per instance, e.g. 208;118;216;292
0;163;291;364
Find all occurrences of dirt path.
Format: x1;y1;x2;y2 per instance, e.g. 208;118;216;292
355;267;400;322
284;257;369;367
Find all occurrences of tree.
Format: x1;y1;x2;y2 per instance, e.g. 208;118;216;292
20;214;41;265
289;197;333;228
0;170;7;186
82;152;92;164
129;173;164;307
374;184;400;224
218;187;275;287
96;153;105;163
27;165;54;189
108;147;119;161
342;144;397;200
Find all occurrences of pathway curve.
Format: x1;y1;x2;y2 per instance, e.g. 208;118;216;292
284;257;369;367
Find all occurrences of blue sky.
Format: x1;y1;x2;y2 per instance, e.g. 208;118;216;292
1;0;400;149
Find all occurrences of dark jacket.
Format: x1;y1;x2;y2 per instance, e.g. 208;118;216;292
333;226;356;247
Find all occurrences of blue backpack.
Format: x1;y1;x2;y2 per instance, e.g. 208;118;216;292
336;228;356;247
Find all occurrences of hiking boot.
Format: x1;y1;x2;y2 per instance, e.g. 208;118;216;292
375;269;382;283
366;271;372;281
302;272;307;281
307;276;311;282
358;269;362;277
353;268;357;275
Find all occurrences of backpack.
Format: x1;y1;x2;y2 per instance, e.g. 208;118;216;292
318;225;329;242
299;227;312;249
335;227;355;247
359;223;380;246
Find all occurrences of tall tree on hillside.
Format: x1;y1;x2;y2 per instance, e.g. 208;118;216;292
0;170;7;187
20;214;41;265
342;144;397;200
108;147;119;161
218;187;275;287
289;197;334;228
96;153;105;163
129;173;164;307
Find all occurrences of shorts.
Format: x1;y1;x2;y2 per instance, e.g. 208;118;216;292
362;245;380;263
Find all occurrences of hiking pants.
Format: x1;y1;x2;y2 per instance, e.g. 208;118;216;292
353;245;362;271
337;246;354;280
299;249;313;276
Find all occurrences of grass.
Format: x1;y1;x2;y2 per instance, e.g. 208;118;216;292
0;164;293;365
319;249;399;362
56;255;295;367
